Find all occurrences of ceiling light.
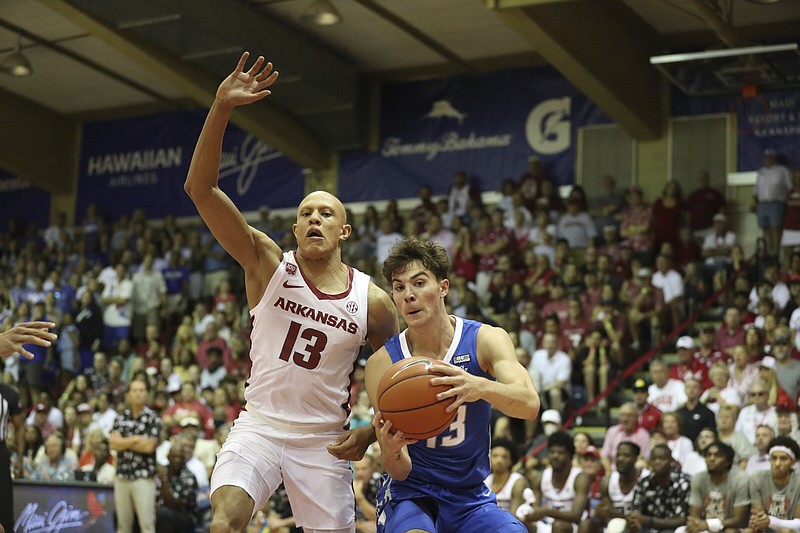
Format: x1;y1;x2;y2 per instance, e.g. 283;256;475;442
1;34;33;77
301;0;342;26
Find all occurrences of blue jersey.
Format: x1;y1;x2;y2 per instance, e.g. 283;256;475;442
383;316;493;489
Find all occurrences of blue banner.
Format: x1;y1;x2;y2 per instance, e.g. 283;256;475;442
339;66;611;202
672;88;800;171
0;168;50;231
76;110;305;221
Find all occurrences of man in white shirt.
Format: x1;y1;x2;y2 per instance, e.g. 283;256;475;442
530;332;571;414
735;380;776;444
651;254;684;332
647;359;687;413
752;148;792;258
745;424;775;475
701;213;736;276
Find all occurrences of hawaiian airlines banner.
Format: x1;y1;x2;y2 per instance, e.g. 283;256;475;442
0;169;50;231
76;110;304;220
338;66;610;202
671;88;800;171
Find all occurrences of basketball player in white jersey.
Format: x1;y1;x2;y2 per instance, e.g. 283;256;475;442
486;438;530;517
523;431;590;533
185;51;399;533
579;442;645;533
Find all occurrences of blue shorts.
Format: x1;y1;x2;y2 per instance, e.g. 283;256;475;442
376;477;526;533
757;201;786;229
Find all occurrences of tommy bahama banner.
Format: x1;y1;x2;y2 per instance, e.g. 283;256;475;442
76;110;305;221
338;65;611;202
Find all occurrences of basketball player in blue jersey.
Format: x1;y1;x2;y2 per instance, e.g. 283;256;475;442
186;52;399;533
365;237;540;533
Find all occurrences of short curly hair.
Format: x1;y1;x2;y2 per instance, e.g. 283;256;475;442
382;237;450;284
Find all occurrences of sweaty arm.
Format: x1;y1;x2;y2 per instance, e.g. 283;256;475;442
460;324;540;419
365;349;415;480
184;53;282;306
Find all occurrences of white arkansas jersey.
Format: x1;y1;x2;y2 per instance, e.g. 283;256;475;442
485;472;526;512
608;471;636;515
246;251;369;428
541;466;582;511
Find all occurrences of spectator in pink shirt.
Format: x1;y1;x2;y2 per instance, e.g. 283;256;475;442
600;402;650;472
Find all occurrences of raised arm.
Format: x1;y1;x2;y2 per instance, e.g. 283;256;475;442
429;324;540;419
184;52;283;293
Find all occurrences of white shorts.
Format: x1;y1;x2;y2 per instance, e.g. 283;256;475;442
210;410;355;530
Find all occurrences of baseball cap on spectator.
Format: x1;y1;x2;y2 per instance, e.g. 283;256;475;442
788;273;800;285
760;356;777;369
603;225;616;233
712;213;726;223
581;445;601;459
77;403;92;414
676;336;695;350
633;378;648;392
179;417;200;428
34;403;48;414
637;267;652;278
166;380;181;394
541;409;562;426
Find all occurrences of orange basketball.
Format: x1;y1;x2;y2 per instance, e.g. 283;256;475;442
376;356;457;440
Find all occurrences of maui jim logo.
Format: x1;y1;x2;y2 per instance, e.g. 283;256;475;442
15;501;89;533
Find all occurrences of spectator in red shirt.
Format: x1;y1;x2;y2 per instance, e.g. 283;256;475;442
542;278;569;323
651;180;686;254
162;383;214;439
632;379;662;432
695;324;728;369
687;170;727;240
518;156;551;213
669;335;711;390
195;322;231;370
473;210;511;302
715;307;745;356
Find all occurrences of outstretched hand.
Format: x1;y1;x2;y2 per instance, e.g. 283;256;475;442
216;51;279;108
0;321;56;359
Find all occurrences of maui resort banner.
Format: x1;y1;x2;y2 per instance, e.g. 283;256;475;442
76;110;305;221
671;87;800;172
338;65;611;203
0;168;51;231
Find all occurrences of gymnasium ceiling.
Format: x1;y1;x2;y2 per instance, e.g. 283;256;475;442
1;0;800;193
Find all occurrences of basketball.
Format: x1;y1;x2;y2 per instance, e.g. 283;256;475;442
376;356;457;440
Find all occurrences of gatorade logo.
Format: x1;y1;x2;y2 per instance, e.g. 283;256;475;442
526;97;571;155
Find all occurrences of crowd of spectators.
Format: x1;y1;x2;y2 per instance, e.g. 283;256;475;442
1;151;800;532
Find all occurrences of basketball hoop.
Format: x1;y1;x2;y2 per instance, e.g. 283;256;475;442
729;83;769;135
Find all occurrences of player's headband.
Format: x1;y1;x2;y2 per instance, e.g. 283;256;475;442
769;445;796;461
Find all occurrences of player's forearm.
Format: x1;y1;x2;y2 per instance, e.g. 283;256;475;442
185;100;233;197
482;380;540;420
381;446;412;481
